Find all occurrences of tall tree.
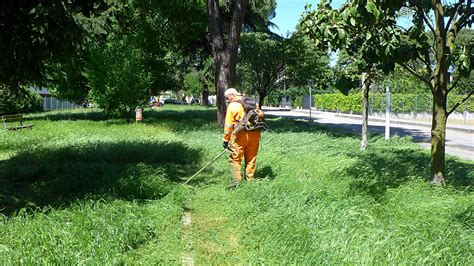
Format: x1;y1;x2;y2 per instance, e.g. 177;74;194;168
239;32;329;107
239;32;287;106
303;0;474;183
412;0;473;183
208;0;248;124
207;0;276;124
84;1;179;117
302;1;400;150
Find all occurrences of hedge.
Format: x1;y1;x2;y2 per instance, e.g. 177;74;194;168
313;93;473;113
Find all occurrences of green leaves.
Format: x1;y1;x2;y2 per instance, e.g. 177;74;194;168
238;32;329;102
365;1;381;20
350;17;356;27
337;28;346;40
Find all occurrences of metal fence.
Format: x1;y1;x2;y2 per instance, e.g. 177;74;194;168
43;96;77;110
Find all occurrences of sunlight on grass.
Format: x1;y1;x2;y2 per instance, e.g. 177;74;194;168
1;106;472;264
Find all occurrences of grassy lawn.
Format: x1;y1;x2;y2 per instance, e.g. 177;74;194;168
1;106;472;264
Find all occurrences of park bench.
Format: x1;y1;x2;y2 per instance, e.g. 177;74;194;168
2;114;34;131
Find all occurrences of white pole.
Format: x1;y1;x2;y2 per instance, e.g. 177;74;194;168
385;86;390;140
464;102;468;125
308;83;312;121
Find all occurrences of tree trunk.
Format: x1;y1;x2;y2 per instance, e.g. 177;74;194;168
214;50;232;124
430;0;449;184
201;88;209;106
208;0;247;125
360;72;370;151
430;86;447;184
430;54;448;184
258;93;266;108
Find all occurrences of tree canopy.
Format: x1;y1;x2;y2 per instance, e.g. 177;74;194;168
0;0;117;88
238;32;330;106
301;0;473;183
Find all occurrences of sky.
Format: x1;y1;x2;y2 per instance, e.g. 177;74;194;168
270;0;468;36
271;0;346;36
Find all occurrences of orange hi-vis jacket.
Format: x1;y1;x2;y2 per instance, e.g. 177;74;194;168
223;100;245;142
223;98;261;182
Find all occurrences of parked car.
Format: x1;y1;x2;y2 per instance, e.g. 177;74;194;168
163;99;184;105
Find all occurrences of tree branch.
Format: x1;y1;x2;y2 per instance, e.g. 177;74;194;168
446;0;464;32
422;49;434;84
398;62;433;90
447;74;462;94
454;0;473;30
448;90;473;116
420;8;436;36
459;17;473;29
447;0;472;48
417;50;433;80
268;61;286;87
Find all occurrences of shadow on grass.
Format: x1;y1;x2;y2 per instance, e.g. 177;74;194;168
255;165;276;180
264;116;356;139
0;141;202;215
346;148;473;199
265;115;434;144
27;107;222;131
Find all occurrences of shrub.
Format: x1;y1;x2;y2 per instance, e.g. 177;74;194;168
0;85;43;115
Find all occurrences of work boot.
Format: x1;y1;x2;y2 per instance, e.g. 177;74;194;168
226;180;240;189
245;173;254;182
230;162;242;183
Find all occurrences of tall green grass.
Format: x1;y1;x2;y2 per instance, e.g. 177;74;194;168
1;106;204;263
0;106;472;264
190;133;473;264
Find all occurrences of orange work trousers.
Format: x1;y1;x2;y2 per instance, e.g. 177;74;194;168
229;130;261;182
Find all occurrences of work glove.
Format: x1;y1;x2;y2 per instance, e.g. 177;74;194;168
223;141;230;150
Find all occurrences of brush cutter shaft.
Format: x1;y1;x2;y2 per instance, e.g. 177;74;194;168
183;149;227;185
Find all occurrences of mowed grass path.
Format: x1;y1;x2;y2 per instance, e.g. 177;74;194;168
0;106;472;264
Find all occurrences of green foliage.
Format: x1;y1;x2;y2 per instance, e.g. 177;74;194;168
300;0;401;73
452;29;474;95
374;65;430;94
238;32;329;104
314;93;474;113
0;85;43;115
239;32;287;99
84;3;179;117
0;0;118;87
286;36;332;89
332;50;360;95
47;56;89;105
184;71;204;97
183;57;215;98
85;39;153;117
315;93;362;112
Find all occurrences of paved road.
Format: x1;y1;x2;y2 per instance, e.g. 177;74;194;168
265;109;473;161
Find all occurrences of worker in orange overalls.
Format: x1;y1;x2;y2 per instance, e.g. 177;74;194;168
222;88;261;188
